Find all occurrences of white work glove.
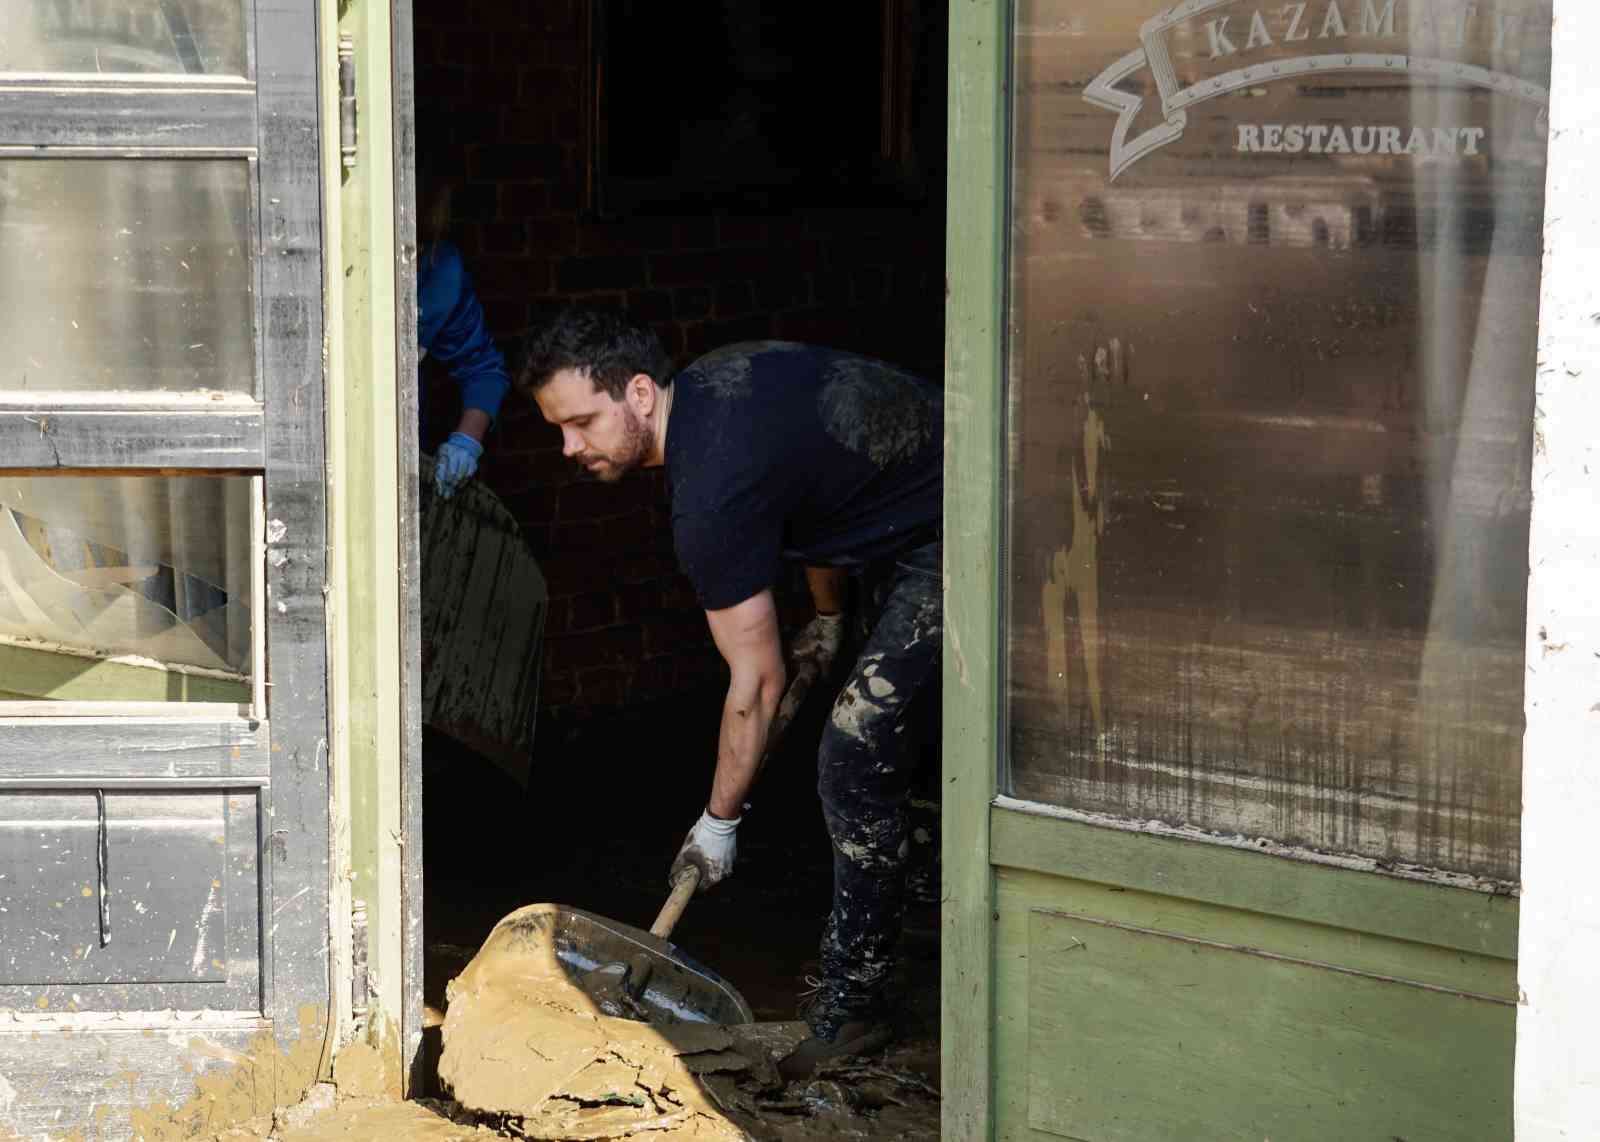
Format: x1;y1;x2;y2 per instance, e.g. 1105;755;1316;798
766;611;847;754
789;612;845;684
669;809;740;892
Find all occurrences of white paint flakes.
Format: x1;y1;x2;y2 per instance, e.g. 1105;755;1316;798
190;881;221;974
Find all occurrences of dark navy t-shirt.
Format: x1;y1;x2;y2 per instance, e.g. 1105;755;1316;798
664;342;942;610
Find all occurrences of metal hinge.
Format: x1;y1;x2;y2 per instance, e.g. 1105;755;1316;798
338;33;357;170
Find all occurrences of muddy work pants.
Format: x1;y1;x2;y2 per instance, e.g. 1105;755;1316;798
811;539;941;1039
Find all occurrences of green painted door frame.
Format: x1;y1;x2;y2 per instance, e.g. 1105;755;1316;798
941;0;1008;1137
319;0;421;1095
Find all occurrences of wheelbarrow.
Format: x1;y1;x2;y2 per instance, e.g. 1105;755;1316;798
444;883;754;1030
436;881;757;1124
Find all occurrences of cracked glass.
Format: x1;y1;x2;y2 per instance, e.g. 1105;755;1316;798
0;476;253;703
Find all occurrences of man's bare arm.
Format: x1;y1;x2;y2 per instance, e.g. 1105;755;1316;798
804;565;848;616
704;589;786;819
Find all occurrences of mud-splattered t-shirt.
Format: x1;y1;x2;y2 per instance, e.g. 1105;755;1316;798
664;342;942;610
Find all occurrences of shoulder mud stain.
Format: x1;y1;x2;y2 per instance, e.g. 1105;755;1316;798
688;341;807;400
819;360;937;468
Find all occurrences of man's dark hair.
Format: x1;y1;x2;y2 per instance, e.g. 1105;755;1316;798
518;306;673;401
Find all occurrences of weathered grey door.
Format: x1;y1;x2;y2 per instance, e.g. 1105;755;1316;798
0;2;328;1135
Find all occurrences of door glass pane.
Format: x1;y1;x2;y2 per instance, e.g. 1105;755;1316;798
0;159;252;394
0;0;246;75
0;476;251;703
1005;0;1551;881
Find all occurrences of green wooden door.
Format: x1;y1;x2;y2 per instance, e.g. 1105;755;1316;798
943;2;1548;1138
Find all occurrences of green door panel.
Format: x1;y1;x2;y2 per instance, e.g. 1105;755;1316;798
0;641;249;704
999;870;1516;1005
1019;904;1514;1142
993;804;1520;962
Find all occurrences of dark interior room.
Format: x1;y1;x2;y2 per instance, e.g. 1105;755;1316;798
410;0;950;1119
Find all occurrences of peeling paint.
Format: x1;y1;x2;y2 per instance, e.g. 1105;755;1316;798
190;880;222;975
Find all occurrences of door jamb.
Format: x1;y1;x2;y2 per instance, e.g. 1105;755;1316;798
941;0;1008;1138
391;0;425;1096
321;0;411;1092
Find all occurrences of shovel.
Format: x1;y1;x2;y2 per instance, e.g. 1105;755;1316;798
576;646;831;1017
571;646;829;1020
578;865;702;1018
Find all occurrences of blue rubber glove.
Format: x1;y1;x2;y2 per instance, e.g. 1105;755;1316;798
434;431;484;500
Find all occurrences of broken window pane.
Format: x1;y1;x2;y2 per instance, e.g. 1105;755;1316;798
0;159;252;395
0;0;246;75
1004;0;1552;881
0;476;252;703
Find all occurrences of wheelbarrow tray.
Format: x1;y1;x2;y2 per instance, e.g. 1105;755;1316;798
438;902;756;1126
456;901;754;1028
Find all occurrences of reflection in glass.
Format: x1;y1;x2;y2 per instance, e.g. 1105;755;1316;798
0;0;246;75
0;477;251;701
1005;0;1551;880
0;160;253;394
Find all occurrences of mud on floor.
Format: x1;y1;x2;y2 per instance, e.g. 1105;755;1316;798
203;1038;938;1142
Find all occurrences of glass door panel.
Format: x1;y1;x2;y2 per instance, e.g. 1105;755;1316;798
0;476;253;704
1004;0;1551;881
0;0;248;75
0;159;253;395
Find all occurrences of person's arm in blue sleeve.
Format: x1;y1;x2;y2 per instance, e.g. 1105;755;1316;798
419;242;510;497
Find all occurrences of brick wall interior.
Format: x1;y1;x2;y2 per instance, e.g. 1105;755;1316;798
415;0;948;720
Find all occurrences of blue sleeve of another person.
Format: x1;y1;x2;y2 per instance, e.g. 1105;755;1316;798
417;241;510;422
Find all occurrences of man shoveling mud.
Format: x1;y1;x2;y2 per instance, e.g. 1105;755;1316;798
521;308;942;1078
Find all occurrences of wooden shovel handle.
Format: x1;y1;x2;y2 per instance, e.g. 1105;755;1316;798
650;867;700;939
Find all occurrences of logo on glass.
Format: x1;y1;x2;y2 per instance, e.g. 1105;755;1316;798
1083;0;1551;179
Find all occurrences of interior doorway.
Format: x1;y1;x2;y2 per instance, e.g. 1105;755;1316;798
406;0;951;1112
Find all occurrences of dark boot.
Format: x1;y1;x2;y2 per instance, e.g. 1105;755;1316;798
778;1021;893;1080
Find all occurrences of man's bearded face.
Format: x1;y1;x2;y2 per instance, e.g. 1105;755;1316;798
535;367;653;483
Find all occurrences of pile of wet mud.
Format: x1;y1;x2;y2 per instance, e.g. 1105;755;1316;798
442;1024;939;1141
422;895;934;1132
432;901;938;1141
199;924;937;1142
